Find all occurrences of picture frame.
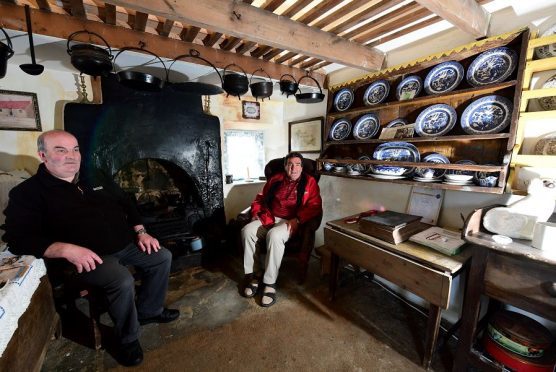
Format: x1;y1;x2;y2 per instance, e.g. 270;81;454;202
288;116;324;153
242;100;260;120
0;90;42;131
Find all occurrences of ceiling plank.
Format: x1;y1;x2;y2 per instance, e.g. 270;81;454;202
326;0;405;35
235;41;257;55
262;48;283;61
250;45;272;58
108;0;384;70
0;2;324;86
203;32;223;47
275;51;296;64
133;11;148;31
104;3;117;25
414;0;490;38
280;0;312;18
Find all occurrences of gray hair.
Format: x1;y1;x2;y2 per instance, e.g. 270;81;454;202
37;130;70;152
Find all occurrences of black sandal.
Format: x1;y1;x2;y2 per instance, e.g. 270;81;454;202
243;281;259;298
261;283;276;307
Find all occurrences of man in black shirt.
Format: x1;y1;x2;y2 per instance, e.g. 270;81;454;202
3;130;179;366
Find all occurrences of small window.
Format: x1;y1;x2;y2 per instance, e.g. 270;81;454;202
223;130;265;180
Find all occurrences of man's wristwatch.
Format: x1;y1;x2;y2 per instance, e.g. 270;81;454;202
135;228;147;235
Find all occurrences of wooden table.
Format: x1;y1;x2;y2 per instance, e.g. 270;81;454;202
325;217;470;369
0;277;60;372
453;207;556;371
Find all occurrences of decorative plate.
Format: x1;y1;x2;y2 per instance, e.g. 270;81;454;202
396;75;422;100
353;113;380;140
415;104;457;137
329;118;352;141
413;176;441;183
386;118;408;127
424;61;464;95
371;141;420;176
460;95;513;134
466;47;518;87
535;23;556;59
370;174;407;180
351;155;372;174
445;160;476;178
538;74;556;111
415;152;450;179
334;88;354;111
533;132;556;155
363;79;390;106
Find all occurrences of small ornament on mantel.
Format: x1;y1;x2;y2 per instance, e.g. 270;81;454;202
78;74;91;104
203;95;211;114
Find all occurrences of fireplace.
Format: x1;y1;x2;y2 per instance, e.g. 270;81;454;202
63;74;225;265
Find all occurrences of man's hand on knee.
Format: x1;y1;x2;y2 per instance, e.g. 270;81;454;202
137;233;160;254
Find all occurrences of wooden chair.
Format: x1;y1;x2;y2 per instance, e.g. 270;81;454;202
231;157;322;284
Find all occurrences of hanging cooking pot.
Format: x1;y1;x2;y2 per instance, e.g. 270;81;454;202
0;27;14;79
66;30;113;77
295;75;325;103
278;74;298;98
222;63;249;100
168;49;223;95
249;68;273;101
113;46;168;92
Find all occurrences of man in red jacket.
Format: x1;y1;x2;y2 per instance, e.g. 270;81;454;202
241;152;322;307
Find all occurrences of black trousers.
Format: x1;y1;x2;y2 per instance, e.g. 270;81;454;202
78;243;172;343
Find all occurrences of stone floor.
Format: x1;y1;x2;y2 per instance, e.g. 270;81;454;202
41;253;461;371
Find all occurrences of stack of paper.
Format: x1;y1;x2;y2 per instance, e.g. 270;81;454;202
409;226;466;256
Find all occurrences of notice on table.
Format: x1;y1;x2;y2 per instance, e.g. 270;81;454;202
406;187;444;225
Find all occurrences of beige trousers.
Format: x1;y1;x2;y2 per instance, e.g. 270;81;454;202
242;217;290;285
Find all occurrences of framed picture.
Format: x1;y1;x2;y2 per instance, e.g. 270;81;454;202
0;90;42;131
288;116;324;153
242;100;260;120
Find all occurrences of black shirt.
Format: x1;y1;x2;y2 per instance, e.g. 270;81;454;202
3;164;142;257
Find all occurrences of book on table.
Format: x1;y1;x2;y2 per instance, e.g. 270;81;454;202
359;210;427;244
409;226;466;256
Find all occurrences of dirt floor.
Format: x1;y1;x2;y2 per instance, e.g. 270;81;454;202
41;253;460;371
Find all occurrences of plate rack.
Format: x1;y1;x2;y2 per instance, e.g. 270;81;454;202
320;28;530;194
506;31;556;194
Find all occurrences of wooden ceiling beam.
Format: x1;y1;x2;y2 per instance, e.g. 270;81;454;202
275;51;296;64
108;0;384;70
180;26;200;42
235;41;257;55
104;3;117;25
250;45;272;58
70;0;86;18
414;0;490;38
262;48;283;61
133;11;148;31
36;0;51;11
220;36;242;51
203;32;223;47
0;2;324;86
327;0;405;35
280;0;312;18
157;19;174;37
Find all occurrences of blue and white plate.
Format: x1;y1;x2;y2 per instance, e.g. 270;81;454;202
424;61;464;95
415;104;457;137
353;113;380;140
445;160;476;180
535;23;556;59
351;155;372;174
396;75;422;100
371;141;420;176
329;118;352;141
460;95;513;134
386;118;408;127
466;47;518;87
415;152;450;179
334;88;354;111
363;79;390;106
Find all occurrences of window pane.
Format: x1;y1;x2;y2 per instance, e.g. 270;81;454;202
224;130;265;179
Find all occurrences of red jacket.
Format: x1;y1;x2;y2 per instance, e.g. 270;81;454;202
251;172;322;228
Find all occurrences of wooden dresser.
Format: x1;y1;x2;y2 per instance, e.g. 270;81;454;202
453;207;556;371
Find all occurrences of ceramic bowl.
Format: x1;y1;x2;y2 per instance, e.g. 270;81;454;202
444;174;474;182
478;176;499;187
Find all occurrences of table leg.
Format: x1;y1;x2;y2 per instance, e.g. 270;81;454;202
329;253;339;301
423;304;442;369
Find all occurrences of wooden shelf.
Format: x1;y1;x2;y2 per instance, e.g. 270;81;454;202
323;29;529;194
324;133;510;148
512;154;556;167
327;80;517;119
